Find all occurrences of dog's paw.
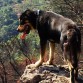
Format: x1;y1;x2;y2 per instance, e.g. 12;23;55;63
28;60;43;68
34;60;42;67
27;64;36;69
43;61;53;65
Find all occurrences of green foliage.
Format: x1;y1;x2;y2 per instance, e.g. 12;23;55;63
1;0;82;63
26;31;40;56
0;0;50;60
50;0;83;23
0;0;50;41
17;31;40;57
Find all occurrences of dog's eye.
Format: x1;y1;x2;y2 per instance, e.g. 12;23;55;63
25;20;29;23
19;20;25;25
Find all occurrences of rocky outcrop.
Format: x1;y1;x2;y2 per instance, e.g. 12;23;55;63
20;64;83;83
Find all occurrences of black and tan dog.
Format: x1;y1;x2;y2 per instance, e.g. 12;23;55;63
17;9;81;83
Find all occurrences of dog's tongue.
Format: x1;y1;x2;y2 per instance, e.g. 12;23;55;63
20;32;27;39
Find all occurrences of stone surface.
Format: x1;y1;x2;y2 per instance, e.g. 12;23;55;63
20;64;83;83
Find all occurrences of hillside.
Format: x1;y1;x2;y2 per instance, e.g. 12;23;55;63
0;0;19;41
0;0;48;41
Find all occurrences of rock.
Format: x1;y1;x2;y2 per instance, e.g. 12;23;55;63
20;65;41;83
20;64;83;83
20;73;41;83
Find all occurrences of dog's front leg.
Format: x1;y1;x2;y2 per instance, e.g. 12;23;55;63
44;42;55;65
34;40;47;67
28;40;47;68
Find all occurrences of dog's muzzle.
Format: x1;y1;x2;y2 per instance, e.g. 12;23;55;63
17;23;31;34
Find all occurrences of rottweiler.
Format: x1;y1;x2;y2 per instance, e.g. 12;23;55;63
17;9;81;83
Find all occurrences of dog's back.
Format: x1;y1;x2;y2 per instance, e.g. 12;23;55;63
37;11;76;43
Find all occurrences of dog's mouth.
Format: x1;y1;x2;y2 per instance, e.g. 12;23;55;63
20;32;27;39
17;24;31;39
21;26;31;39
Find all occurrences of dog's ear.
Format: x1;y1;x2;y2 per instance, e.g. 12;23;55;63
25;9;33;15
26;8;31;11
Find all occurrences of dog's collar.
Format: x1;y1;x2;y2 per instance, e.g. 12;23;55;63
35;10;40;29
36;10;40;16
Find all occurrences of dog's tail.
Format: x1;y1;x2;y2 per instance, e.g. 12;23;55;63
75;26;81;53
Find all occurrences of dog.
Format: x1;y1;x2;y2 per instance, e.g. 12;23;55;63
17;9;81;83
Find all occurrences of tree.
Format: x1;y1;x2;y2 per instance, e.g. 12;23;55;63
50;0;83;24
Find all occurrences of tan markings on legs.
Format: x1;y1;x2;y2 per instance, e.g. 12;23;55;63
49;42;55;64
44;42;55;65
34;41;47;67
67;60;73;71
63;42;68;62
28;41;47;68
67;60;75;83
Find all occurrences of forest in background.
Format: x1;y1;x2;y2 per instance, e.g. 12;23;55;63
0;0;83;83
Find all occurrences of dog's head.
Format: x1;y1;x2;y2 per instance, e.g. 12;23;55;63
17;9;36;35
